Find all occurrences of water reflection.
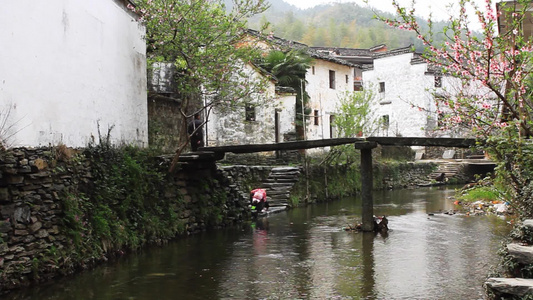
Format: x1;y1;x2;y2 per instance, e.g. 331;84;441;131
5;186;510;300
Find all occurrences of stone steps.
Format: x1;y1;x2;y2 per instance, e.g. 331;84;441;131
428;162;465;181
485;278;533;297
485;219;533;298
264;167;301;206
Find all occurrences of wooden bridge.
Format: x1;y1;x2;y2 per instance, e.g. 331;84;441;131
187;137;480;232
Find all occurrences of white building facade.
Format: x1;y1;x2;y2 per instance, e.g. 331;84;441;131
206;69;297;147
363;47;443;138
0;0;148;148
305;57;354;142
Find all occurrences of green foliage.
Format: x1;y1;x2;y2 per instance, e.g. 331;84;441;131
334;90;376;138
133;0;270;118
58;138;188;263
457;186;500;203
325;89;376;165
486;130;533;218
248;2;449;49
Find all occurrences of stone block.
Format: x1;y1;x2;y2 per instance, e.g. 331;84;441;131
28;221;42;233
0;187;9;201
507;243;533;264
0;220;12;233
23;235;36;243
8;245;24;253
486;278;533;297
32;158;48;170
7;175;24;184
0;243;8;255
35;229;49;238
18;166;32;174
442;150;455;159
14;229;29;236
14;205;31;224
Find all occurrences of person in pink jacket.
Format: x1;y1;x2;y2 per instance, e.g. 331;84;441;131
250;188;269;213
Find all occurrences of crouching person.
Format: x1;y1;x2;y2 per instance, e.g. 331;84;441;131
250;188;269;214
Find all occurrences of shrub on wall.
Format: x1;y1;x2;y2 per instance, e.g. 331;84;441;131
52;142;188;274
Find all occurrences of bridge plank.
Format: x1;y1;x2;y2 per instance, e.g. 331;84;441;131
366;137;478;148
200;137;479;154
200;138;365;153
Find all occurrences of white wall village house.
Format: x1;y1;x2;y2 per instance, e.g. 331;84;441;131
206;63;297;147
206;31;355;154
209;30;355;154
362;46;445;138
304;49;355;144
0;0;148;148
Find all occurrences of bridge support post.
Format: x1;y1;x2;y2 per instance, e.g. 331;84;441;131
355;141;377;232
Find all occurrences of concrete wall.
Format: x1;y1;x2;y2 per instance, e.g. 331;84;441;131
0;0;148;148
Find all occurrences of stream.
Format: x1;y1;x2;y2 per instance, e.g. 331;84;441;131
5;186;511;300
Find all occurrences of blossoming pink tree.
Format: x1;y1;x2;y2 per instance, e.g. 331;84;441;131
378;0;533;216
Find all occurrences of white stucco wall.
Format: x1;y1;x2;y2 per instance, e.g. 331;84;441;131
304;59;353;155
0;0;148;148
206;62;292;147
363;53;438;138
305;59;353;141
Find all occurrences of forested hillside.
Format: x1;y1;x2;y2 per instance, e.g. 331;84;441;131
247;0;449;51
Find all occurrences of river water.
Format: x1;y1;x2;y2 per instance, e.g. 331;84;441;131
6;186;510;300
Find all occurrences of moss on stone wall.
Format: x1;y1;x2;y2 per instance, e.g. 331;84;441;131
0;145;248;294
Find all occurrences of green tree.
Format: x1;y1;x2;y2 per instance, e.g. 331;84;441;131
328;90;377;165
129;0;269;168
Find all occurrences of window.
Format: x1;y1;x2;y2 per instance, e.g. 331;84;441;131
379;82;385;93
245;105;255;121
381;115;389;129
329;70;335;89
345;74;349;84
312;66;315;75
314;110;319;125
435;76;442;88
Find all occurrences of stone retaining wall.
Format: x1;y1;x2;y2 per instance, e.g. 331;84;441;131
0;147;247;294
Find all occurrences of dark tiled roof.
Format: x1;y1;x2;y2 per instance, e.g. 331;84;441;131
311;46;374;57
246;29;357;68
373;44;414;59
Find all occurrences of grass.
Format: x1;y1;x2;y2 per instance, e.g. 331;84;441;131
458;186;500;203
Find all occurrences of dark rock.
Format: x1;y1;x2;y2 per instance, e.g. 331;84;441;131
0;187;9;201
0;220;11;234
486;278;533;297
14;229;29;236
14;205;31;224
7;175;24;184
28;221;42;233
507;243;533;265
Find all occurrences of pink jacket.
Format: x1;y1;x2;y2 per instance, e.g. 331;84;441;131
251;188;267;202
